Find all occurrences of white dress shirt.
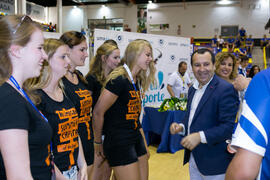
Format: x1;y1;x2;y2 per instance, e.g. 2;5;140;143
179;76;214;143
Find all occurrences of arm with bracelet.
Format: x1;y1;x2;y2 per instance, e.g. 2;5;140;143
93;89;118;159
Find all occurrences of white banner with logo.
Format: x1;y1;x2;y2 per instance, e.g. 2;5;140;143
0;0;15;14
26;2;45;22
94;29;191;107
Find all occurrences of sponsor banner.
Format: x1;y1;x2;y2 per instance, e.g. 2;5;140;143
0;0;15;14
26;2;45;22
94;29;191;107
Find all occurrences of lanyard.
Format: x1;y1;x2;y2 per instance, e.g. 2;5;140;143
123;64;141;100
9;76;53;157
178;72;186;90
9;76;49;122
123;64;138;91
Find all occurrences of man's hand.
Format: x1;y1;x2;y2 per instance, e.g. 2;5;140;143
233;75;251;91
170;122;183;134
181;132;201;150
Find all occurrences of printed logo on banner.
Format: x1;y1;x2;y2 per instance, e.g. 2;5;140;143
180;43;189;47
170;55;176;62
128;39;135;43
143;71;165;106
168;42;178;46
158;39;165;46
96;36;107;41
179;57;188;62
116;35;123;44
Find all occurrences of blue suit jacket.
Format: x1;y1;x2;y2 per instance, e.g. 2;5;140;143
182;75;239;175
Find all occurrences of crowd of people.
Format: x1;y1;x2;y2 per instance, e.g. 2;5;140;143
210;27;268;60
0;14;268;180
169;46;266;179
0;15;155;180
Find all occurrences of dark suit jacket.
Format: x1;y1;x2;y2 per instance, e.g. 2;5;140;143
182;74;239;175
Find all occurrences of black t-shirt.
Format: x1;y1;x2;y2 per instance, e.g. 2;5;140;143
37;90;79;172
62;75;93;163
0;83;52;180
103;76;142;148
85;74;102;108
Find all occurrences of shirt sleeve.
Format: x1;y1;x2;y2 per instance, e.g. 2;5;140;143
85;74;95;92
167;73;175;86
0;93;29;130
231;70;270;156
185;73;192;84
105;76;125;96
178;123;185;136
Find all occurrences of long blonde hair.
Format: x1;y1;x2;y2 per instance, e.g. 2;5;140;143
106;39;156;92
86;43;119;84
24;38;66;104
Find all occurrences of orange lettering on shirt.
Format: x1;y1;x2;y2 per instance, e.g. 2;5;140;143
45;144;51;166
126;90;141;129
55;107;78;167
75;89;93;140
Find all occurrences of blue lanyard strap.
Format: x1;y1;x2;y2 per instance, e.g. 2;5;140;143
123;64;143;103
9;76;49;122
9;76;53;158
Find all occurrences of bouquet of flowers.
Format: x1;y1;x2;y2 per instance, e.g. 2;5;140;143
158;97;187;112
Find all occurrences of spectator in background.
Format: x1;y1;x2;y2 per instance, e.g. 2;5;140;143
217;35;225;50
266;40;270;65
81;28;86;35
238;56;249;77
238;45;247;57
167;61;192;98
234;34;241;48
226;36;235;52
123;24;131;32
245;35;254;55
260;34;269;50
238;27;246;39
211;35;218;48
248;65;261;78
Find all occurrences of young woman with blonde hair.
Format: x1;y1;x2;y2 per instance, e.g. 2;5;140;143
93;39;156;180
86;42;120;180
26;38;87;180
0;15;51;179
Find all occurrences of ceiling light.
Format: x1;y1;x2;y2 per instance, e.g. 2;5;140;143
217;0;233;5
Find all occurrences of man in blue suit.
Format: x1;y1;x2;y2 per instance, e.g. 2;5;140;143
170;48;239;179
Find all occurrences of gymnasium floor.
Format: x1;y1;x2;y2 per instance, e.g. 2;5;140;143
148;145;189;180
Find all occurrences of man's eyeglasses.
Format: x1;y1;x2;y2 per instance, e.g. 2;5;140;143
13;15;32;34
